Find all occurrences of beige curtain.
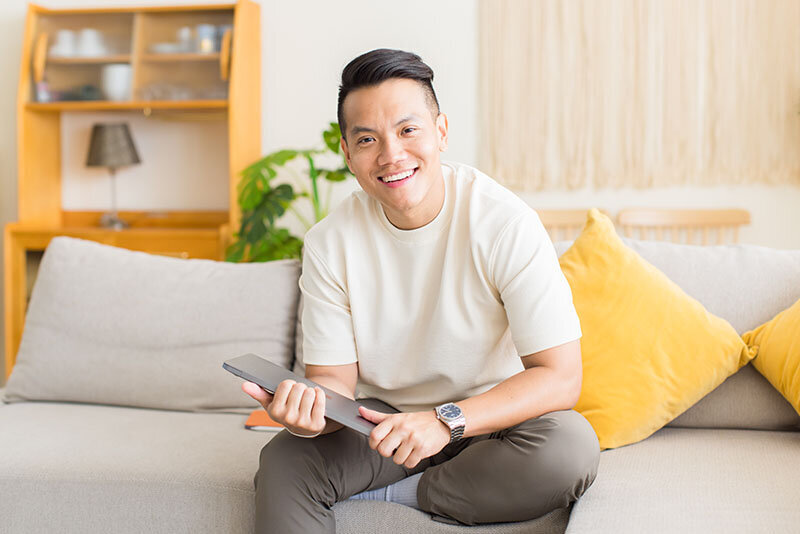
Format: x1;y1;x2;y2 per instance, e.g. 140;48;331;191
479;0;800;191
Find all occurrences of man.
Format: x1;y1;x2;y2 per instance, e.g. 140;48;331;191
243;49;600;533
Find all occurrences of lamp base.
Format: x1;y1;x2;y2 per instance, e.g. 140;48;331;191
100;212;129;230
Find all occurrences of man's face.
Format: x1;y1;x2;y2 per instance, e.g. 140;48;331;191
340;78;448;229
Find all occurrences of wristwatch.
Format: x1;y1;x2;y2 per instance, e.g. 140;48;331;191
434;402;466;443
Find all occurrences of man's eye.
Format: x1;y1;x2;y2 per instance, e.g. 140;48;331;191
403;127;417;134
358;137;374;145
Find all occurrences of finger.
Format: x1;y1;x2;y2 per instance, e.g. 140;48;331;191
377;429;406;458
310;387;326;429
268;380;296;420
392;441;414;466
404;451;424;470
359;406;389;424
271;379;296;408
242;381;274;407
297;386;316;422
369;419;394;450
284;383;309;420
241;381;265;401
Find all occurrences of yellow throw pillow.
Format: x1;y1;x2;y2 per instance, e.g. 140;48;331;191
742;299;800;416
559;209;755;450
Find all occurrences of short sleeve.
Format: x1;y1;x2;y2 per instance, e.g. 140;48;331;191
489;210;582;356
298;242;358;366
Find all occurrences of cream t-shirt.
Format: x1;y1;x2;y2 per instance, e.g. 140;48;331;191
299;161;582;413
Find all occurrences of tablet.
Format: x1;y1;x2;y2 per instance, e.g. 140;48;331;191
223;353;398;437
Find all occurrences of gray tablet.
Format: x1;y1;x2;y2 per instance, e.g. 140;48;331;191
223;353;398;437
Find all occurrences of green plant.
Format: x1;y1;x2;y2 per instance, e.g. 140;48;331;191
225;122;352;262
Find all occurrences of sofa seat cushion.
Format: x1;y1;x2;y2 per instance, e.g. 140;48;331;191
333;500;569;534
565;427;800;533
0;401;268;534
0;401;570;534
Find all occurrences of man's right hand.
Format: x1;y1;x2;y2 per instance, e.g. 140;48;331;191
242;379;327;437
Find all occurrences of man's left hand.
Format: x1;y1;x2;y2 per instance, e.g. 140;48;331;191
359;407;451;468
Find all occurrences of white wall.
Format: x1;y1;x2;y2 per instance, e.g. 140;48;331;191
0;0;798;382
258;0;479;235
258;0;800;250
61;112;229;211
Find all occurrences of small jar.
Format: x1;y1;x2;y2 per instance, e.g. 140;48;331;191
195;24;216;54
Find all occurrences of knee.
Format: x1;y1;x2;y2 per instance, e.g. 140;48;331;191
254;430;323;489
513;410;600;500
538;410;600;496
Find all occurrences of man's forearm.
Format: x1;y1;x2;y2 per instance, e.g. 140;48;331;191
457;365;580;438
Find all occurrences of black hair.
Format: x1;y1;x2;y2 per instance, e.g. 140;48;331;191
337;48;440;141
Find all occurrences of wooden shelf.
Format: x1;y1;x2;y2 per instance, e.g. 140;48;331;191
141;53;221;62
47;54;132;64
61;209;229;229
26;99;228;111
37;4;237;15
7;222;224;239
7;0;261;379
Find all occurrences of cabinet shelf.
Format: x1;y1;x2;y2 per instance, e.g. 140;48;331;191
141;53;221;62
47;54;132;64
7;0;261;380
26;99;228;111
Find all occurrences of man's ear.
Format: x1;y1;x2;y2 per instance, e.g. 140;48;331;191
436;112;449;152
340;136;353;171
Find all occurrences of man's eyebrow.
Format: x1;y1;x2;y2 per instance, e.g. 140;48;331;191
349;115;421;137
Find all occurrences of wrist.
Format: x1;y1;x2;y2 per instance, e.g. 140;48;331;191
434;402;466;443
285;427;322;439
428;410;451;440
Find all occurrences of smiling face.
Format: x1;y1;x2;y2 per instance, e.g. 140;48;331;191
340;78;449;230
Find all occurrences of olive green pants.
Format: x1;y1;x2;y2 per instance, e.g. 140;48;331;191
253;409;600;533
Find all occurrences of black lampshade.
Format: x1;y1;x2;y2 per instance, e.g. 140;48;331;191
86;123;141;169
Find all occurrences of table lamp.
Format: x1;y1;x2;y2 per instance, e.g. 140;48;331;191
85;123;141;230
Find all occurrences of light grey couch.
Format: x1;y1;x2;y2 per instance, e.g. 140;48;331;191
1;236;799;534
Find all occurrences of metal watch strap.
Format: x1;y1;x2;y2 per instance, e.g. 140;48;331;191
448;418;465;442
435;404;466;443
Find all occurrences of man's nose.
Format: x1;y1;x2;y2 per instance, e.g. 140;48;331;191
377;136;406;166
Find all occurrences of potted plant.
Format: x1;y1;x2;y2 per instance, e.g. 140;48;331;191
226;122;352;262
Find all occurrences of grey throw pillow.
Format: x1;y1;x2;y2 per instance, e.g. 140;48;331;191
3;237;300;413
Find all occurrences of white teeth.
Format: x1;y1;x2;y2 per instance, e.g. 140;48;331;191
381;169;415;183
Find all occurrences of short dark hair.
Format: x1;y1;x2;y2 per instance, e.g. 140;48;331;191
337;48;440;141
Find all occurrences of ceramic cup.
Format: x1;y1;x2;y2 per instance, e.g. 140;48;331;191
50;29;76;56
177;26;194;52
101;64;132;101
78;28;106;56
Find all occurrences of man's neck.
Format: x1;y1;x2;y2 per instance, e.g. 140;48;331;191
384;172;446;230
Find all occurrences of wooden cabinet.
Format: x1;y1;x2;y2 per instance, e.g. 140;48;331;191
5;1;261;379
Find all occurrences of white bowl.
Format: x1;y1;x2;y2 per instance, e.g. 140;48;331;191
149;42;181;54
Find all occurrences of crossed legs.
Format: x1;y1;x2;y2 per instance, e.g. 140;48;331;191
254;409;599;533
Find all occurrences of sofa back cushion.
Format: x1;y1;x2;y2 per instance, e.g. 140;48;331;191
668;363;800;430
3;237;300;413
554;237;800;431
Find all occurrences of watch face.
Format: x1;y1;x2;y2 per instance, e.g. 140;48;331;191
439;403;462;420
